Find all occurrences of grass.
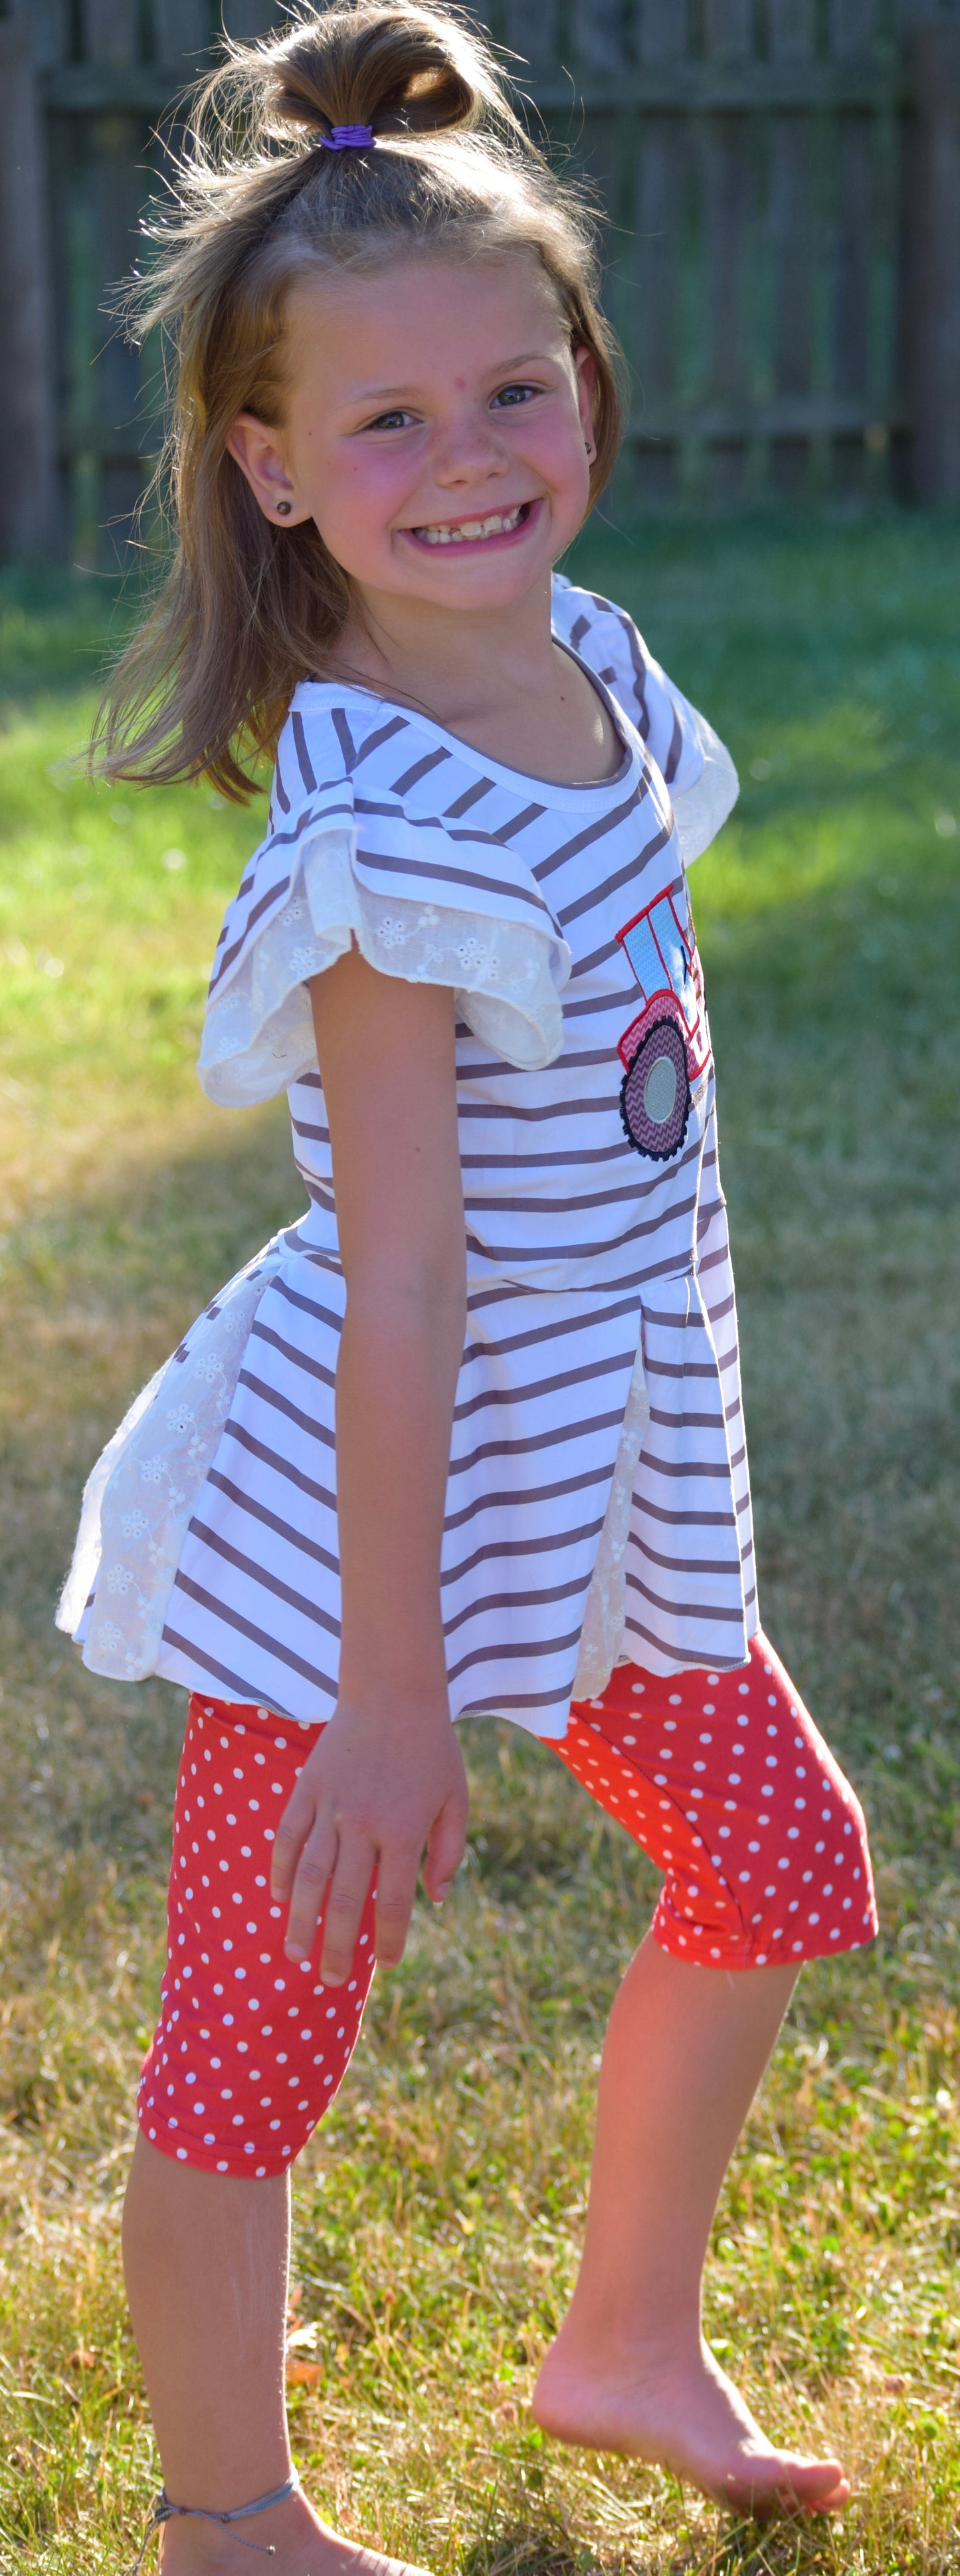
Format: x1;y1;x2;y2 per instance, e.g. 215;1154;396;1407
0;508;959;2573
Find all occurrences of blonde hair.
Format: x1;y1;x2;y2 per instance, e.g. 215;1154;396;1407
97;0;626;799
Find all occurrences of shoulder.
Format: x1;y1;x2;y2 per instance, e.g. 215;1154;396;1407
551;573;739;858
551;573;697;790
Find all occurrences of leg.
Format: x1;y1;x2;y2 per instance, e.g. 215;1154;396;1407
532;1939;846;2513
124;2139;431;2575
127;1696;429;2575
533;1636;875;2512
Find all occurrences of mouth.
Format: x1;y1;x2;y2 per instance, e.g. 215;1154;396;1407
405;500;535;548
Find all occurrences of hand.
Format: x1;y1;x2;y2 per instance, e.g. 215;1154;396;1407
270;1694;470;1985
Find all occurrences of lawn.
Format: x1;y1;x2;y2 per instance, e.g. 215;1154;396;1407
1;510;959;2576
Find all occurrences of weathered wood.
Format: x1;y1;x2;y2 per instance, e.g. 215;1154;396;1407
221;0;285;39
900;21;960;499
702;110;753;501
153;0;217;69
626;389;908;435
831;108;874;491
82;0;142;67
633;114;687;503
829;0;881;57
41;60;901;110
769;0;817;58
0;19;59;557
502;0;562;74
768;0;816;494
8;0;72;74
637;0;690;57
571;0;630;69
704;0;754;60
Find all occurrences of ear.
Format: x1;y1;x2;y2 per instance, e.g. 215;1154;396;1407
226;412;307;525
574;346;599;458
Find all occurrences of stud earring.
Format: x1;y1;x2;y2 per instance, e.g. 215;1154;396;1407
276;500;292;517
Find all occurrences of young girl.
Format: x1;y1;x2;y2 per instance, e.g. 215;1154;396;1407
59;3;877;2556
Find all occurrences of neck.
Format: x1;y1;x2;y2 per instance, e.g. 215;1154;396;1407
329;570;558;728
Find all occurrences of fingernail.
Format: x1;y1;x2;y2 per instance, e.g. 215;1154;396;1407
433;1883;452;1905
284;1942;306;1961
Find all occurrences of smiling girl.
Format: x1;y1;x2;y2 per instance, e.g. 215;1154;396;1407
59;5;877;2561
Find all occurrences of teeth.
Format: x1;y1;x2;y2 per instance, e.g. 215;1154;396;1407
415;506;525;545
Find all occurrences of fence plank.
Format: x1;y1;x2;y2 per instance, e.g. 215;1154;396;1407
900;19;960;498
637;0;690;54
571;0;630;67
702;0;755;501
704;0;754;58
769;0;817;56
0;20;59;556
220;0;286;39
81;0;142;65
153;0;217;68
768;0;816;494
633;117;687;503
829;0;881;54
502;0;561;74
831;106;874;489
9;0;72;73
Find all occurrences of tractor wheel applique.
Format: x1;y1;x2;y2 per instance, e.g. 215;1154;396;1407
619;1015;691;1162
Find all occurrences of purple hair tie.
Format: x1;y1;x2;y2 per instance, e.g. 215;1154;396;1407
321;124;376;150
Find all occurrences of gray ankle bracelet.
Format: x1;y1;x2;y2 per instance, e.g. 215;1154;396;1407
130;2468;300;2569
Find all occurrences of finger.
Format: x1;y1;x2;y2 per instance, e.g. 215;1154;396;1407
318;1828;377;1985
270;1777;319;1903
373;1846;421;1970
284;1816;338;1961
421;1790;469;1906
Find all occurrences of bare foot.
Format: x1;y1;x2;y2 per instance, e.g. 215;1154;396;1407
531;2331;848;2520
156;2483;434;2576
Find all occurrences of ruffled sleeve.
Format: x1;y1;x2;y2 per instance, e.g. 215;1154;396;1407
198;696;573;1108
551;574;738;865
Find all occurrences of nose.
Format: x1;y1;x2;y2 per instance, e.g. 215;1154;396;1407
429;403;510;490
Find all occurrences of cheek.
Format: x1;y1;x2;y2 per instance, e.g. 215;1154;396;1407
310;451;410;563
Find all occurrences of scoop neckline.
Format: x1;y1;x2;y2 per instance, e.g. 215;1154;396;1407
294;636;638;805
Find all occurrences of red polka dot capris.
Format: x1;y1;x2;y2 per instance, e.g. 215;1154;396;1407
138;1630;876;2178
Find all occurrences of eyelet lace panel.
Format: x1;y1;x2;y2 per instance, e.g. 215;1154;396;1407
57;1252;282;1681
672;713;739;868
571;1327;650;1700
199;827;571;1110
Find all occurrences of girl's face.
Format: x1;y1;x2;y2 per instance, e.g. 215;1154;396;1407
227;250;597;617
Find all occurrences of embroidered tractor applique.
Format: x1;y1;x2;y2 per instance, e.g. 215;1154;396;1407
615;883;709;1161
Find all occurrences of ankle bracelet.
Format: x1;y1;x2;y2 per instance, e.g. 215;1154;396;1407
130;2469;300;2569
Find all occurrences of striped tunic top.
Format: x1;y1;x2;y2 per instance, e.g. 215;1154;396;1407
60;577;756;1739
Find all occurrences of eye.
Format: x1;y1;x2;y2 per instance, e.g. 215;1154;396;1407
492;381;539;409
360;408;418;433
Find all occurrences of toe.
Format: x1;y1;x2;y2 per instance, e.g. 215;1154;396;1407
723;2456;849;2520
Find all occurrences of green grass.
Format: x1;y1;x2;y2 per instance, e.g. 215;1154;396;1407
1;512;959;2574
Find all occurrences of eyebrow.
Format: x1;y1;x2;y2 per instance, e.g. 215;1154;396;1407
338;352;557;405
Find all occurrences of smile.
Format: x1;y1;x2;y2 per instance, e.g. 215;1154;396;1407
408;502;531;545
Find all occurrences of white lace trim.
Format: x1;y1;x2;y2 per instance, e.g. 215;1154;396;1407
60;1253;647;1708
571;1328;650;1700
674;713;739;867
56;1252;282;1681
198;827;571;1109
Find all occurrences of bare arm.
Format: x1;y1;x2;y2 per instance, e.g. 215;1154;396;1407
270;945;469;1982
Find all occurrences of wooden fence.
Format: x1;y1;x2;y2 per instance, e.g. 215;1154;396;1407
1;0;959;560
